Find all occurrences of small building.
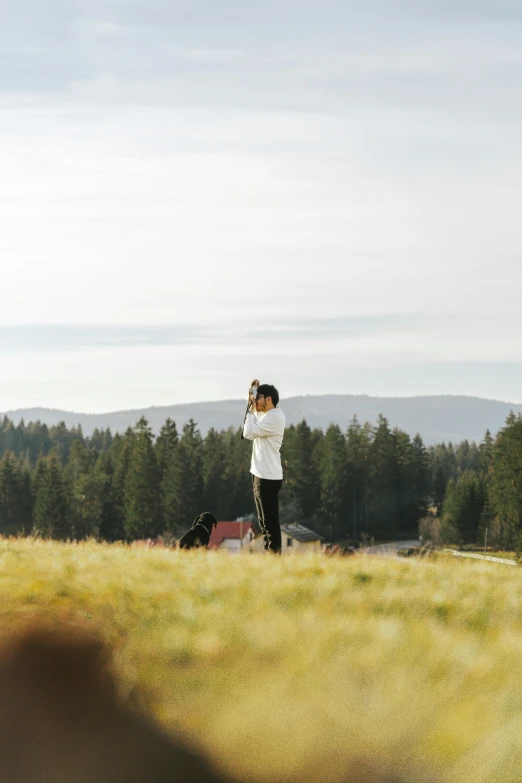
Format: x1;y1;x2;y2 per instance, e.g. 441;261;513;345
280;523;324;553
208;521;257;553
251;522;324;553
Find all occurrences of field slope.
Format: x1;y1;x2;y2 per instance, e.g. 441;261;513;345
1;540;522;783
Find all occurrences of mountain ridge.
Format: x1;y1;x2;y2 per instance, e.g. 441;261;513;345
3;394;522;445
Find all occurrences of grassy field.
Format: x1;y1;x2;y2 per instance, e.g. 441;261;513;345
1;540;522;783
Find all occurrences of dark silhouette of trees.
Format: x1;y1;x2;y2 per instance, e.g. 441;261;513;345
5;409;522;548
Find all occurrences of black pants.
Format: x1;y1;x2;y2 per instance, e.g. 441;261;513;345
252;475;283;553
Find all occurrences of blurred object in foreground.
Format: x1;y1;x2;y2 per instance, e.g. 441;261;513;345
0;623;230;783
0;621;433;783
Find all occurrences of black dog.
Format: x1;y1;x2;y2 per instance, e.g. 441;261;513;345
178;512;217;550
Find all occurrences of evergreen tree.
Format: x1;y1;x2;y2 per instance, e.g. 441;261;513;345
454;440;481;474
155;418;179;479
0;451;31;535
442;470;486;544
0;451;20;535
479;430;494;473
279;423;297;515
390;428;416;535
368;415;397;538
201;427;226;519
280;419;320;522
315;424;348;541
66;439;96;484
455;439;470;472
429;442;459;512
16;453;33;534
222;427;254;521
87;427;113;451
346;417;371;539
72;472;106;539
106;435;131;542
49;421;84;462
65;441;106;539
25;421;52;464
14;421;26;457
411;433;431;516
488;416;522;547
123;418;162;540
1;420;18;455
163;419;204;534
32;451;70;539
95;450;116;541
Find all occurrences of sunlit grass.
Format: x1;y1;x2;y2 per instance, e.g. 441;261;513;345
1;539;522;782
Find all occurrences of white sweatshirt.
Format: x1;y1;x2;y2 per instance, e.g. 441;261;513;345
242;407;286;480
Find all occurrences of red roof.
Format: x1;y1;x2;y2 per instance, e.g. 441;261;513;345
209;521;256;549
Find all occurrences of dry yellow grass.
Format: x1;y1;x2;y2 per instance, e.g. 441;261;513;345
1;539;522;783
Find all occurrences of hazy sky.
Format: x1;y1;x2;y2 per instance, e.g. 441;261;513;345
2;0;521;411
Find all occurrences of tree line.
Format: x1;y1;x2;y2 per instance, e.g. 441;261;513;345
0;412;520;547
427;413;522;550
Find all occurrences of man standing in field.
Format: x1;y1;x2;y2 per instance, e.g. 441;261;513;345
242;379;286;553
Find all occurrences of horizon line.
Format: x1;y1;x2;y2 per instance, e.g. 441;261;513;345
3;391;522;418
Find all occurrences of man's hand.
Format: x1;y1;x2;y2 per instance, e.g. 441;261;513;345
248;379;260;413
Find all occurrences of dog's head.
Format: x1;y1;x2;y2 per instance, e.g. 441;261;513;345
193;512;218;530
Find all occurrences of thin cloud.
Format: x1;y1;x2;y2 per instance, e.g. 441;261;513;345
2;0;520;119
0;316;450;354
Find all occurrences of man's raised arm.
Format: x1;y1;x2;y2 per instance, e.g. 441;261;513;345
243;411;283;440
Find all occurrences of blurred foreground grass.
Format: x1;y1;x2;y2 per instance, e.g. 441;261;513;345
1;540;522;783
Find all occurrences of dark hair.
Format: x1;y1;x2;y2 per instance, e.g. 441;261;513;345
257;384;279;407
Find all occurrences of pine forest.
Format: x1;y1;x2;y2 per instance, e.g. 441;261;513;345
0;412;520;549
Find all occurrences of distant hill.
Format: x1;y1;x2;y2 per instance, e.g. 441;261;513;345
3;395;522;445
